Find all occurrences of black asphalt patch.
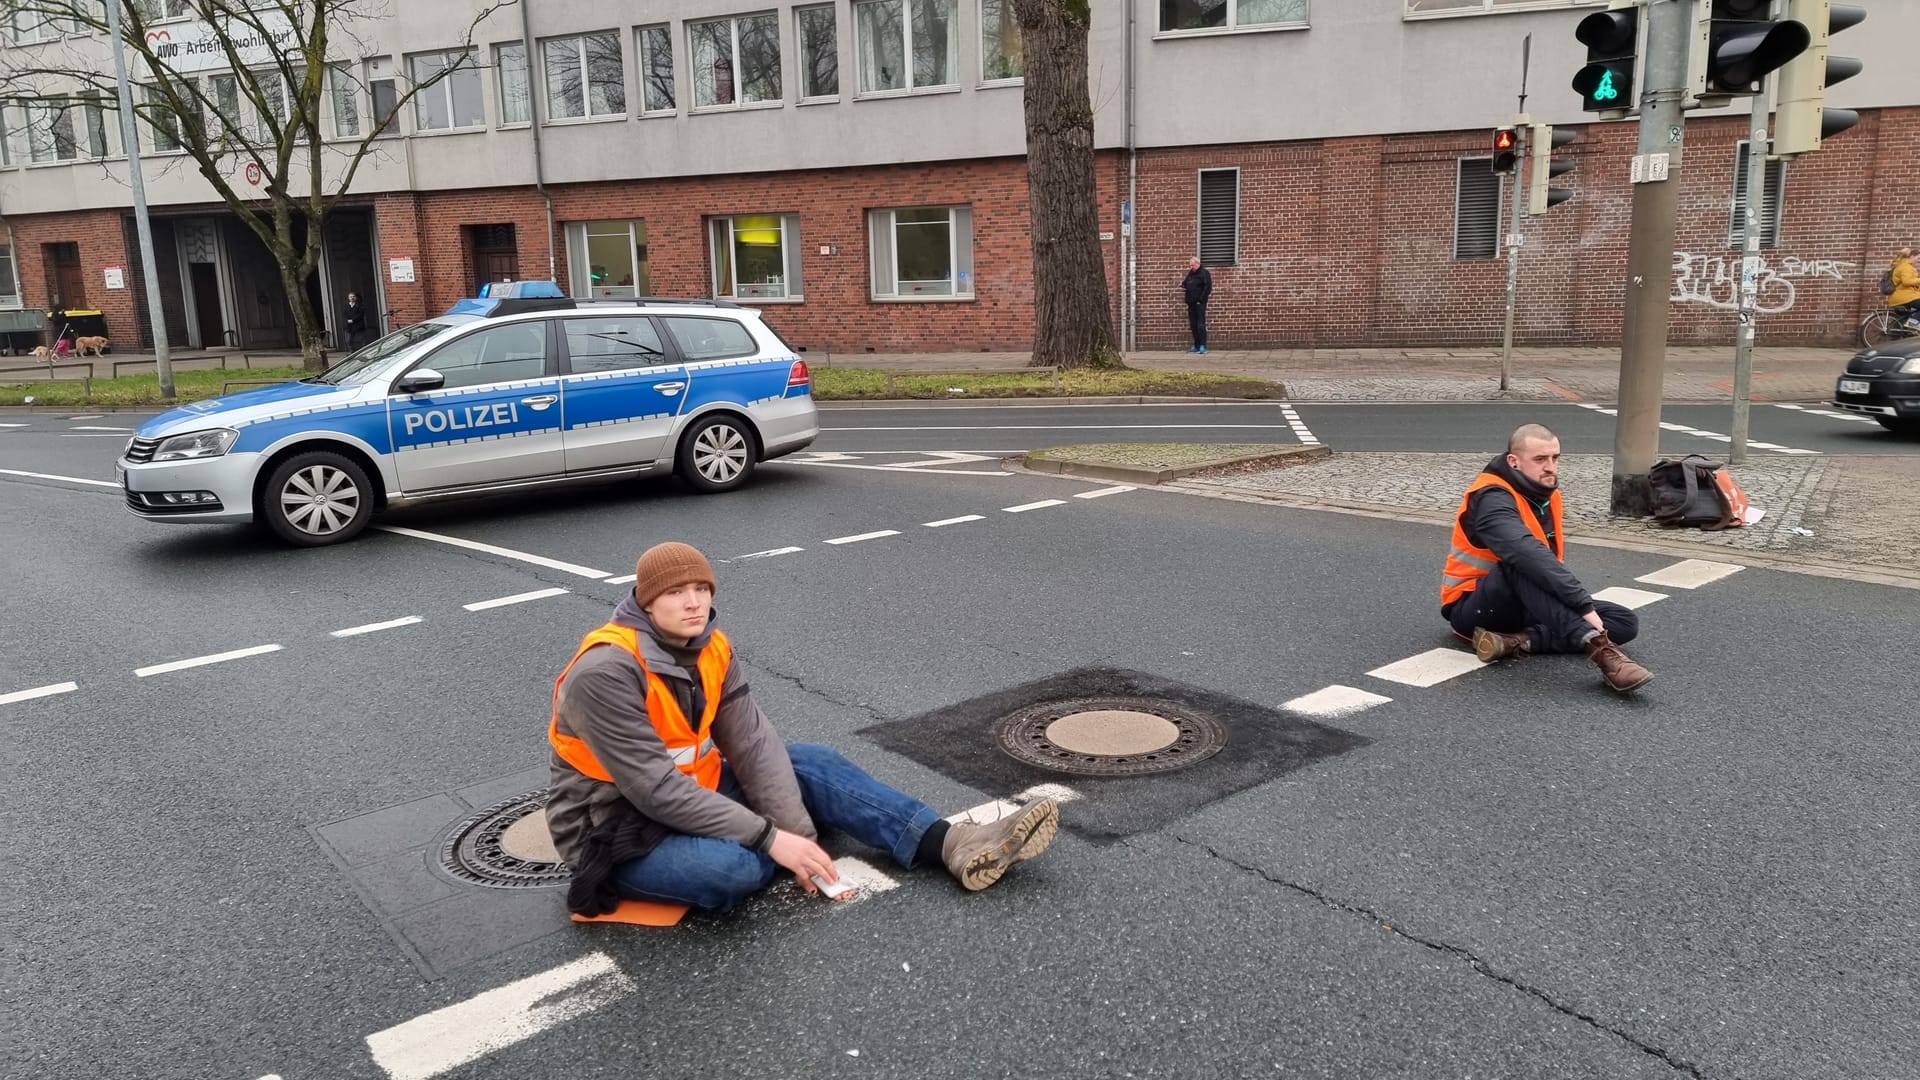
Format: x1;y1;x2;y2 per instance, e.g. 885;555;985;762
859;667;1369;843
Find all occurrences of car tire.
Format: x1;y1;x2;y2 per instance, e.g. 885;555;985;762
676;414;758;494
260;450;375;546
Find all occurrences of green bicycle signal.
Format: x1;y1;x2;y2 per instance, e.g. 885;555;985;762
1593;69;1618;101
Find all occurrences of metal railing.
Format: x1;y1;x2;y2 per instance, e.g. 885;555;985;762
110;352;254;377
0;361;94;399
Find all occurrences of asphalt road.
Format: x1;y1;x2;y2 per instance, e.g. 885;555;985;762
4;407;1918;1080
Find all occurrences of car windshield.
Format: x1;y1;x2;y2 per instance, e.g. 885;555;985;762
309;322;454;385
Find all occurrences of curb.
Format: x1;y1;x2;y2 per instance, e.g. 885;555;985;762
817;394;1282;409
1021;444;1331;485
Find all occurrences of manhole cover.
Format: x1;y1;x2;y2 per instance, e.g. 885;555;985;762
440;790;572;889
995;696;1227;776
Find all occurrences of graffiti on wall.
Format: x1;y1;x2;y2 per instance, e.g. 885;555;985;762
1671;252;1858;315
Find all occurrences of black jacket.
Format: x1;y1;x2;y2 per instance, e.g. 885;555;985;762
342;302;367;332
1182;267;1213;305
1455;455;1594;616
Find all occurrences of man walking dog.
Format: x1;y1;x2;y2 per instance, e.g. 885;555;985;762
548;542;1061;916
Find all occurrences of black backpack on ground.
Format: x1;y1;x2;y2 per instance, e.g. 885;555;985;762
1649;455;1735;529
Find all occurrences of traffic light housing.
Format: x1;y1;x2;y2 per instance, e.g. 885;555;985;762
1491;127;1520;174
1692;0;1811;98
1527;124;1577;215
1572;3;1639;114
1773;1;1865;155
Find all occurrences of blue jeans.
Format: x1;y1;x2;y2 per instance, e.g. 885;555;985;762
1446;562;1638;655
611;742;945;912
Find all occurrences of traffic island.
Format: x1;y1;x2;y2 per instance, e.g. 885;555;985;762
1021;441;1331;485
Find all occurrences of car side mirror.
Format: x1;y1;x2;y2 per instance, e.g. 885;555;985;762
394;368;445;394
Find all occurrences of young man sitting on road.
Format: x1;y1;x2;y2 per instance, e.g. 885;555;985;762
1440;424;1653;693
547;542;1061;915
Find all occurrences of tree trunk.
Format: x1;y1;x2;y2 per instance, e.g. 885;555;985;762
1012;0;1118;370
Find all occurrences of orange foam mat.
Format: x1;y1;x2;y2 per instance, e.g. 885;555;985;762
569;899;690;927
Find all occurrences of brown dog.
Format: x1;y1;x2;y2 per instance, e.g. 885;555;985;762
75;335;110;357
30;345;51;360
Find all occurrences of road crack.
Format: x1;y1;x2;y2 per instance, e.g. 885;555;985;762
1164;832;1715;1080
743;656;892;725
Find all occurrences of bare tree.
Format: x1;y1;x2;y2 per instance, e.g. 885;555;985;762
1009;0;1117;368
0;0;509;370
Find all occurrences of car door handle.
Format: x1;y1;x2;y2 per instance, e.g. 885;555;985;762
654;382;686;394
520;394;558;406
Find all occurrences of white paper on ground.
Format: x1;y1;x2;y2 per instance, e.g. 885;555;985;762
1742;506;1766;525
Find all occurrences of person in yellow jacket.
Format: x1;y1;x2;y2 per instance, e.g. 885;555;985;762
1888;246;1920;328
1441;424;1652;692
547;542;1061;915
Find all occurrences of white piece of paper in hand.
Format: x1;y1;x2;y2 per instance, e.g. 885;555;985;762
811;873;856;900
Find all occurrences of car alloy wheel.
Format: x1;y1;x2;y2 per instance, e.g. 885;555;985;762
282;464;362;537
677;415;757;494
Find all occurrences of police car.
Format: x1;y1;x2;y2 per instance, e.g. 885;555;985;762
118;285;818;546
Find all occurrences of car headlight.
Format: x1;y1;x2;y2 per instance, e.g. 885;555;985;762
1901;357;1920;375
151;428;238;461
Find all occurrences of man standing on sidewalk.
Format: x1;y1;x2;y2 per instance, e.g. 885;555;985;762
1182;256;1212;354
547;542;1061;916
1440;425;1653;693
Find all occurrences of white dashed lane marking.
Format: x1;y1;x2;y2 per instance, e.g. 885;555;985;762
1572;404;1817;455
365;951;636;1080
463;587;570;611
374;526;613;580
824;857;901;902
1773;403;1878;425
1366;648;1486;688
1282;684;1393;719
1590;586;1670;609
0;681;79;706
1635;559;1745;590
1074;485;1135;499
135;644;284;678
731;546;804;560
923;515;985;528
603;574;638;585
824;530;901;545
1002;499;1066;513
331;616;424;638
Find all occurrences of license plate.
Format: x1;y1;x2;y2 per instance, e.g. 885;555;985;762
1839;379;1871;395
115;463;126;487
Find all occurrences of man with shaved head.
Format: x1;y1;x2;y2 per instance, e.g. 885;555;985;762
1440;424;1651;692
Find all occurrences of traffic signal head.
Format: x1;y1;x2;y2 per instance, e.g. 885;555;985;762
1572;5;1639;113
1774;1;1865;155
1492;127;1520;174
1694;0;1812;97
1527;124;1577;215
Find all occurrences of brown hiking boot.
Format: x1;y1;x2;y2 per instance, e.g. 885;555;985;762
1472;627;1532;663
1586;633;1653;692
942;798;1060;891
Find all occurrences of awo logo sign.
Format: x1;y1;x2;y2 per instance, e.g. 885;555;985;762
144;29;172;45
138;12;297;74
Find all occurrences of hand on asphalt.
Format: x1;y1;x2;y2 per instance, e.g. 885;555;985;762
769;829;838;895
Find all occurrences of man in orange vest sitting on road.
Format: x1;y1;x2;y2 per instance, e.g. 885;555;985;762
1441;424;1652;693
547;541;1061;916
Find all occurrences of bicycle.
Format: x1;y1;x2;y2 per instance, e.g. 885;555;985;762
1859;306;1920;348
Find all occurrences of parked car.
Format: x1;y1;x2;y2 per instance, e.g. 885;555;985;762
1831;335;1920;435
118;291;817;546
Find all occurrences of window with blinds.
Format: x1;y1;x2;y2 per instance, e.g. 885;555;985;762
1728;145;1784;249
1198;168;1239;266
1454;157;1501;260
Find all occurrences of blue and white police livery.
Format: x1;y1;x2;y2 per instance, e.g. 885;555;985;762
118;290;818;546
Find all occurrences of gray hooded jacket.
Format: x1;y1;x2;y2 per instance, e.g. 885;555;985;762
545;594;816;869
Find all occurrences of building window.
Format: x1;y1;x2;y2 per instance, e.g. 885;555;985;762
255;69;293;140
208;73;247;143
326;65;359;138
1197;168;1238;266
8;4;72;42
711;214;803;299
1406;0;1600;15
140;85;182;153
855;0;957;94
1454;157;1501;260
796;4;839;99
1729;144;1784;249
543;31;626;120
566;219;649;298
80;92;109;158
496;42;530;125
368;57;399;136
869;206;973;298
409;49;484;131
26;99;75;163
981;0;1021;80
638;25;675;113
689;13;782;108
1160;0;1308;32
0;244;19;308
563;315;670;373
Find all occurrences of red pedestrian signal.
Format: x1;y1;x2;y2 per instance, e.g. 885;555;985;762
1492;127;1520;174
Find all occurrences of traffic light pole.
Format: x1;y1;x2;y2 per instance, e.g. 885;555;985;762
1730;2;1778;465
1610;0;1694;516
1500;35;1532;395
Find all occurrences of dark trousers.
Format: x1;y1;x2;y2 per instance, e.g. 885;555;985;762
1187;302;1208;349
1446;563;1638;655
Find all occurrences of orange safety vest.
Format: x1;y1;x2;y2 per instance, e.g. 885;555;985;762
548;623;732;790
1440;473;1564;607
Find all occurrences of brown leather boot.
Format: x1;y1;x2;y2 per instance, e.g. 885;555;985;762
1472;627;1532;662
1586;633;1653;692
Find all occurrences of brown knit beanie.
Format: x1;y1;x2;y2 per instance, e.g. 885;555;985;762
633;542;716;608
